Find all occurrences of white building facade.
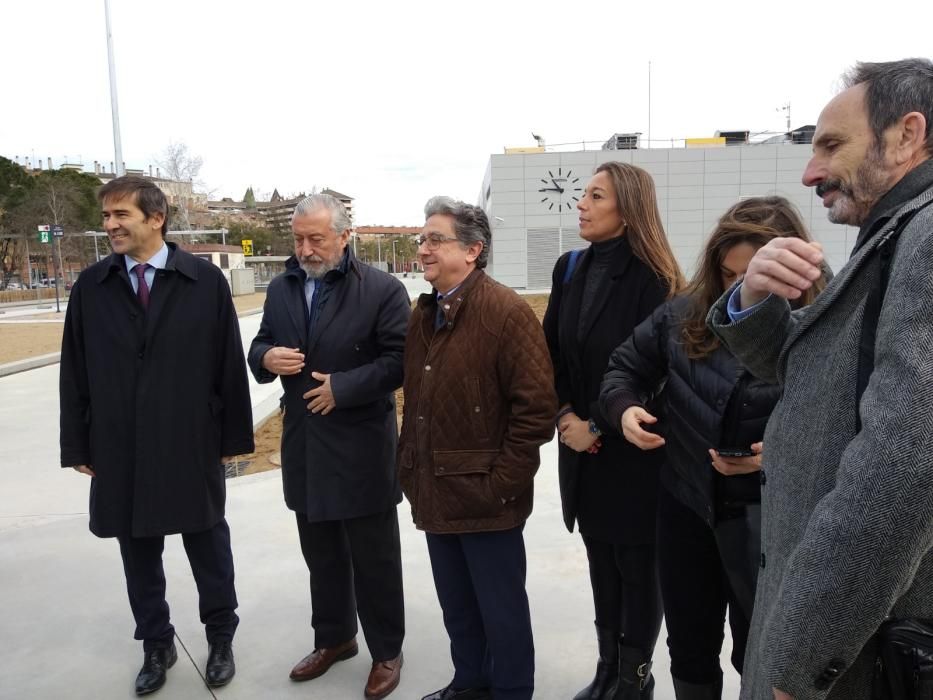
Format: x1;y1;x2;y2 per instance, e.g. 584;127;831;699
479;144;854;290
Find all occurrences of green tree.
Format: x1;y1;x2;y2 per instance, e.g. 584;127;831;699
2;166;101;285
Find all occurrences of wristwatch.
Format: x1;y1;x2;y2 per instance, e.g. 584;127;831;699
588;419;602;437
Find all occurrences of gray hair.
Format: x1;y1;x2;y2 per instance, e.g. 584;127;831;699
292;193;352;234
843;58;933;157
423;196;491;269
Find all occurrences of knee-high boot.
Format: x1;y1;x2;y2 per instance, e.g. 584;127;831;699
612;645;654;700
572;625;619;700
672;674;723;700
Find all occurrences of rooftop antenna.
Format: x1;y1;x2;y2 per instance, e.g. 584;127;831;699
777;102;791;133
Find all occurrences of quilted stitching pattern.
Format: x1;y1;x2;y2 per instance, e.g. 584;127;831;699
398;271;557;534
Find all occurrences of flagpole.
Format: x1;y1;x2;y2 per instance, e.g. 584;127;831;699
104;0;125;176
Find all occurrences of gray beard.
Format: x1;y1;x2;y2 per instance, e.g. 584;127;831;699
300;258;338;279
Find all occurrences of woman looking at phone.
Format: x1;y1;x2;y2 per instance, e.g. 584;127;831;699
599;197;828;700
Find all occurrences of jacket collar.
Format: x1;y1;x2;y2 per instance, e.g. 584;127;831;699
96;241;198;283
284;246;359;282
853;158;933;254
418;267;485;326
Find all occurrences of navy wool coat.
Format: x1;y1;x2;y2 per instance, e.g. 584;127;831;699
248;252;410;522
59;244;255;538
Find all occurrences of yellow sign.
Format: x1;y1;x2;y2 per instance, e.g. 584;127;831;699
685;137;727;148
241;239;253;256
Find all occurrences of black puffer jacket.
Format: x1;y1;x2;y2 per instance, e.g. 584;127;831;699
599;295;780;527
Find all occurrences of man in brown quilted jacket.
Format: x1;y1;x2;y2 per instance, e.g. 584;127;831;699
398;196;557;700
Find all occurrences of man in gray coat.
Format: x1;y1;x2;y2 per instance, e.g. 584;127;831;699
708;58;933;699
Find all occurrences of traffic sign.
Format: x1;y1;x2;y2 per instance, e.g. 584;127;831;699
37;225;50;232
52;224;64;237
38;231;50;243
241;239;253;256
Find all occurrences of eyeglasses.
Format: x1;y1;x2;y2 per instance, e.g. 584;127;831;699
416;233;460;250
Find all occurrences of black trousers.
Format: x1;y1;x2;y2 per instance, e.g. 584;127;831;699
657;484;753;683
295;507;405;661
426;526;534;700
581;534;662;656
117;518;238;652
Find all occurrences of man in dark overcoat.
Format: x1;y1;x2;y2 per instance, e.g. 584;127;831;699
248;193;410;700
60;176;255;695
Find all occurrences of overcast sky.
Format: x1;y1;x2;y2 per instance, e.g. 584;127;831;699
2;1;931;225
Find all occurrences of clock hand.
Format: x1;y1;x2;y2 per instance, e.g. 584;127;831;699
550;178;565;193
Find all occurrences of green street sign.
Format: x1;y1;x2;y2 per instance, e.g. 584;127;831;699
38;231;50;243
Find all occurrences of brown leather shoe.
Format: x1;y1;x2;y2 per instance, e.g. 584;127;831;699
289;638;359;681
364;652;403;699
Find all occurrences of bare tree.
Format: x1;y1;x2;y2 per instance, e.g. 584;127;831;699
156;142;206;231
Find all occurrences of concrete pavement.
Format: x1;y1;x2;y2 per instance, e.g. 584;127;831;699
0;287;742;699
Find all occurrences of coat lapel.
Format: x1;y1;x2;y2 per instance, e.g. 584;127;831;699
284;274;309;349
780;195;927;359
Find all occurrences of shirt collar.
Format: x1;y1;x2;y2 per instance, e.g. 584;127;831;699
124;241;169;275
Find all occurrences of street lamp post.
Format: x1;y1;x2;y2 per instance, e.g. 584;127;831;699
392;240;398;273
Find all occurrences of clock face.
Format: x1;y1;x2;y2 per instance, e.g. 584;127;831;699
537;166;583;212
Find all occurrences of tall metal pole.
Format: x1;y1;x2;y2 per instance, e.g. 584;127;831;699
647;61;652;150
104;0;125;177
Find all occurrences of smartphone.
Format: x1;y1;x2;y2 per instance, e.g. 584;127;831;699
716;448;756;458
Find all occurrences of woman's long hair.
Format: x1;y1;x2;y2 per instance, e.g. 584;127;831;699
681;195;827;359
595;162;685;297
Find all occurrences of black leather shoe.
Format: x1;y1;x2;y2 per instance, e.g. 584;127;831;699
135;643;177;695
421;684;492;700
205;639;236;688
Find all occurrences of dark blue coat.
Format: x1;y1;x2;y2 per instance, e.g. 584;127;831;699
248;251;410;522
59;244;255;538
600;295;778;527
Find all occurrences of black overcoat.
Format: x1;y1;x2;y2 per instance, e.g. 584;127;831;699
59;244;255;538
542;237;669;544
248;252;410;522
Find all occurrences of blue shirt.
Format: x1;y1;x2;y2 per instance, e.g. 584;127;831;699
726;284;771;323
125;242;169;294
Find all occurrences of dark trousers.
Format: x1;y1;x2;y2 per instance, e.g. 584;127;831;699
117;518;238;652
582;534;662;656
295;507;405;661
657;484;752;683
426;526;534;700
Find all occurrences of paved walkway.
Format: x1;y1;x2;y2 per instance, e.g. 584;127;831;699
0;293;742;699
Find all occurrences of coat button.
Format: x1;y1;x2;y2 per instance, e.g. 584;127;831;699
760;470;767;485
417;416;424;422
814;659;845;690
137;352;144;359
443;304;450;310
425;365;431;371
760;553;766;568
438;467;445;473
474;406;481;413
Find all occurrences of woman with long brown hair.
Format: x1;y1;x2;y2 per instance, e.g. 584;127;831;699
599;196;828;700
543;161;684;700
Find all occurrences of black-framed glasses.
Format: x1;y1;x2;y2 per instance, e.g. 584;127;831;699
416;233;460;250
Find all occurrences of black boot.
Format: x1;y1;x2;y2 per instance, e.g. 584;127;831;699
573;625;619;700
672;675;723;700
613;646;654;700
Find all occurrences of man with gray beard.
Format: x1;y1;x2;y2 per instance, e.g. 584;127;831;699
249;194;410;699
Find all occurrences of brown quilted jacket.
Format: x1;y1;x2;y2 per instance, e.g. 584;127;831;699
398;269;557;534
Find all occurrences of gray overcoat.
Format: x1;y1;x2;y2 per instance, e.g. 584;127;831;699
708;166;933;699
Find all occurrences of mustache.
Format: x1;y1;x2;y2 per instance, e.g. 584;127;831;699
816;179;853;199
300;255;325;264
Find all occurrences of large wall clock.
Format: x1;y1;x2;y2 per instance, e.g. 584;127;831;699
537;167;583;212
